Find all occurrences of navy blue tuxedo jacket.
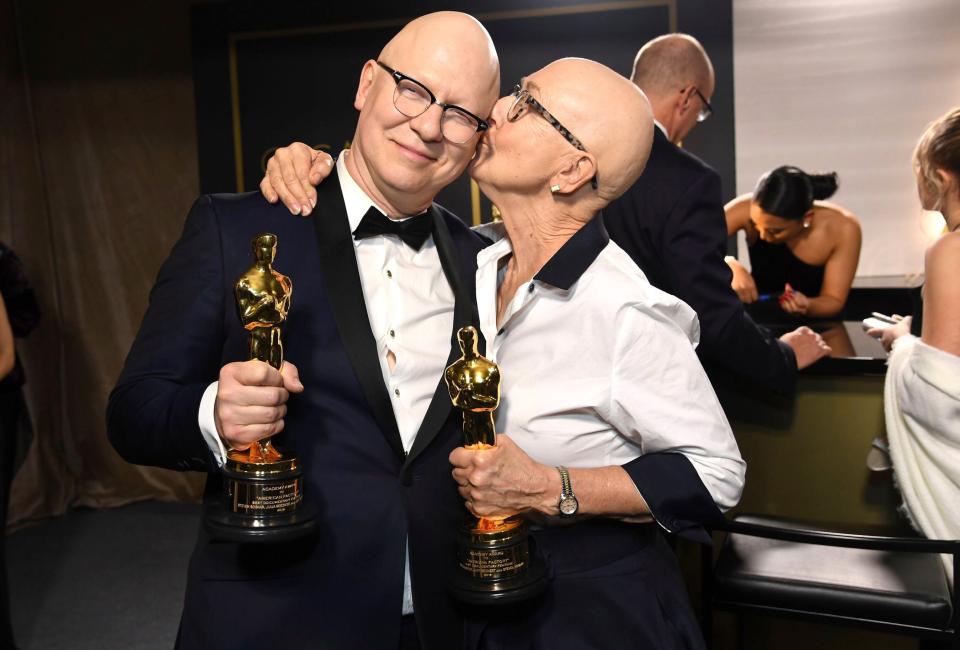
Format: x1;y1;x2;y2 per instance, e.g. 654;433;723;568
107;169;487;650
604;127;798;395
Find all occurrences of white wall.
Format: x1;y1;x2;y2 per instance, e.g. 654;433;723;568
733;0;960;277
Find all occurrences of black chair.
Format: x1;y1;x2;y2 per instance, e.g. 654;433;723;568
702;514;959;649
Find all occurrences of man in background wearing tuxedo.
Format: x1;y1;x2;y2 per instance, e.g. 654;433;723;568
611;34;830;392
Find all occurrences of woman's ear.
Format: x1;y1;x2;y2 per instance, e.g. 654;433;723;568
549;153;598;195
355;60;377;111
937;169;958;199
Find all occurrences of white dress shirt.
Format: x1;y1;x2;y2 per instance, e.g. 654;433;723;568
199;151;455;616
474;219;745;516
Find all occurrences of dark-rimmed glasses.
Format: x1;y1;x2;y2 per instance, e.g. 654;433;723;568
376;61;489;144
693;87;713;123
508;84;598;190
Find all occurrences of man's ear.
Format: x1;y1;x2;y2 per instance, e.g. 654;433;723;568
677;85;696;118
549;152;598;195
355;60;377;111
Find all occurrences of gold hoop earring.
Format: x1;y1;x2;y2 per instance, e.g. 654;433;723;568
550;184;561;194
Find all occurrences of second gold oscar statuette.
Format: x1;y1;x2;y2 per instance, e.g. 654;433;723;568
444;326;547;604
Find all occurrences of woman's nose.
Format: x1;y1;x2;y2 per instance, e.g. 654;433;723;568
489;95;511;125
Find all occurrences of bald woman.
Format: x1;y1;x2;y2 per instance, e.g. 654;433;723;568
447;57;742;650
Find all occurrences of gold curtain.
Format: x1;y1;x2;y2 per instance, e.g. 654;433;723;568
1;0;206;526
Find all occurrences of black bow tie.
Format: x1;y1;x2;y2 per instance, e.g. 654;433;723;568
353;206;433;250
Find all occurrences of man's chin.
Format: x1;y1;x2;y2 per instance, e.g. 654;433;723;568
380;174;447;206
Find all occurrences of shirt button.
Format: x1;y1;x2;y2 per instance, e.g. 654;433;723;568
394;388;400;397
389;329;395;338
386;269;393;278
527;283;534;293
498;328;505;336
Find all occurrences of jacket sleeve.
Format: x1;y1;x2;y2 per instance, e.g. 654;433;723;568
106;195;226;473
661;170;798;395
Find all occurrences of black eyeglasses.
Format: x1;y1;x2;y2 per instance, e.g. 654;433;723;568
508;84;598;190
693;87;713;123
375;61;489;144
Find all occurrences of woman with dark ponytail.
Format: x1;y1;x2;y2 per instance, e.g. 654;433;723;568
724;165;862;318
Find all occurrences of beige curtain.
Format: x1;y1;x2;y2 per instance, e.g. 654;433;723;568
2;0;206;526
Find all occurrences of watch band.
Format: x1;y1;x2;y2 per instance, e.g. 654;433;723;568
558;466;572;497
557;466;579;517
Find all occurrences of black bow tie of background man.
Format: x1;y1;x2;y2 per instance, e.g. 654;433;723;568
352;206;433;250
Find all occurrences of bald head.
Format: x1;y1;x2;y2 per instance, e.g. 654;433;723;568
631;33;713;99
533;58;654;203
348;11;500;214
379;12;500;101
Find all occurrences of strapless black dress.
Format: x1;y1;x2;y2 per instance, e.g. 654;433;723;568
746;238;826;322
748;238;825;297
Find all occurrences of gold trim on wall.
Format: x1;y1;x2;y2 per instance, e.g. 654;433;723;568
227;0;677;221
470;180;482;227
228;34;246;193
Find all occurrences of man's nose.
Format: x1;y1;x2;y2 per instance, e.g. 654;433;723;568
408;103;444;142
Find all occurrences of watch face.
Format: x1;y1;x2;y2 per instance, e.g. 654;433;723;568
559;496;579;516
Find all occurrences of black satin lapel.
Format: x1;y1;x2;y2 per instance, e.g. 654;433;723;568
312;171;405;461
404;209;477;468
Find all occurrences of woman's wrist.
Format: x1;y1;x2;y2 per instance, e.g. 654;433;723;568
532;464;562;515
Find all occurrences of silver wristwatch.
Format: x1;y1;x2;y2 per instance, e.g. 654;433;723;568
557;466;579;517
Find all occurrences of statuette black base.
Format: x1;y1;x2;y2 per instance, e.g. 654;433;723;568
204;454;317;543
450;552;548;605
205;501;317;543
450;516;549;605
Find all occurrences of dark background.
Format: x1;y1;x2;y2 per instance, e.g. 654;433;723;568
193;0;735;223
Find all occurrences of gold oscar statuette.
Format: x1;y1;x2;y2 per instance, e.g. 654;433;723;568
205;233;316;543
444;326;547;604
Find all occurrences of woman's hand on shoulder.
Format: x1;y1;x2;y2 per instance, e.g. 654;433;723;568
260;143;335;216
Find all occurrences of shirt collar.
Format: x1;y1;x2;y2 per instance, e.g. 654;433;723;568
475;216;609;291
336;151;379;233
535;215;610;290
336;150;430;230
475;223;513;270
653;120;669;141
473;221;508;244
